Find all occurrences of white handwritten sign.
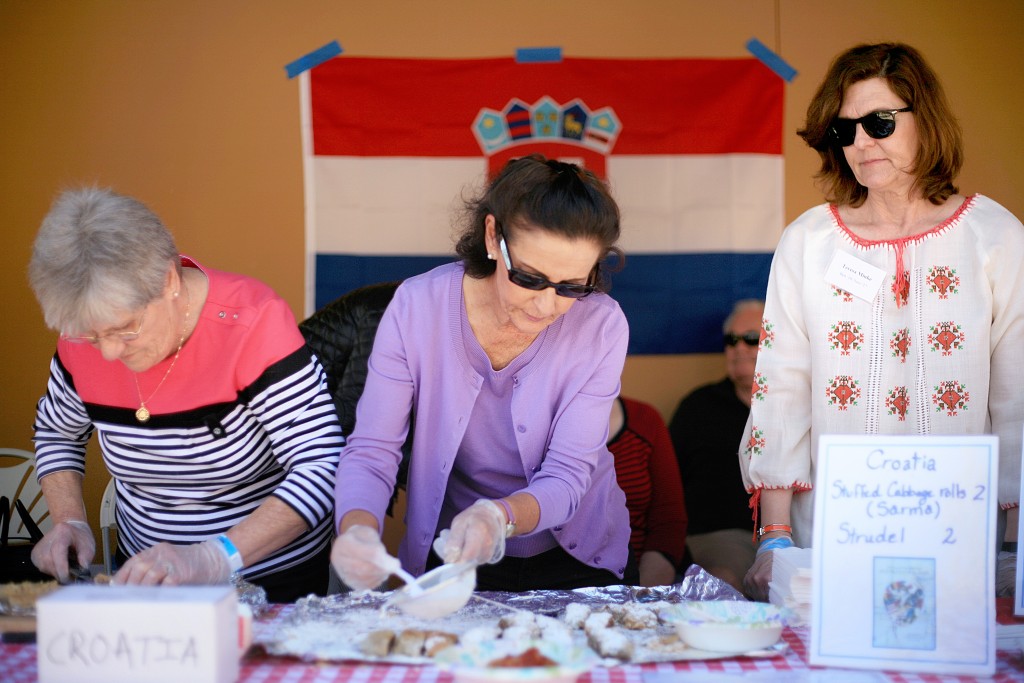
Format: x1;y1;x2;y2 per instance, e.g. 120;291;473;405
810;434;997;676
37;584;239;683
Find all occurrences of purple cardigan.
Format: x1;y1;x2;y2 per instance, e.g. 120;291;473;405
334;262;632;577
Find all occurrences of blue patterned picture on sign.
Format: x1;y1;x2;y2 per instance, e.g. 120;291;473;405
872;556;937;650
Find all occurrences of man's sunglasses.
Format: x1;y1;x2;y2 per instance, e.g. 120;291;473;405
828;107;912;147
499;236;597;299
724;331;760;348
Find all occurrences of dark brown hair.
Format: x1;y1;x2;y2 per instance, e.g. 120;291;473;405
455;154;622;290
798;43;963;207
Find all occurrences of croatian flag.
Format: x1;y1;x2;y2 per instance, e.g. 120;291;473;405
301;57;783;354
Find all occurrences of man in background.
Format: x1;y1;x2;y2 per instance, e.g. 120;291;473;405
668;299;763;592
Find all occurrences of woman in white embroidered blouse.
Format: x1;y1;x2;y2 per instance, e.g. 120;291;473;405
740;43;1024;600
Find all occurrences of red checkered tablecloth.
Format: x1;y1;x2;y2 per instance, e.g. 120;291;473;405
5;606;1024;682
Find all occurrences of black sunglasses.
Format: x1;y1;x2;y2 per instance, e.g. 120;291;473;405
724;331;760;348
829;107;912;147
498;235;597;299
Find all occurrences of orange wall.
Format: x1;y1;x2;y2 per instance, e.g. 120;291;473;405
3;1;1023;533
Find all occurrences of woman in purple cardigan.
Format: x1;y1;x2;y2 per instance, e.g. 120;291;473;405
331;155;636;591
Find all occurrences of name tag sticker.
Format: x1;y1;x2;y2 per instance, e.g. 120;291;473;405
825;250;885;302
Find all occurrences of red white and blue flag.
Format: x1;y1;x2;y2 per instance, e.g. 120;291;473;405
301;57;783;354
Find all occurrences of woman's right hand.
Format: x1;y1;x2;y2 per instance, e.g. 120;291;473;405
31;520;95;583
330;524;398;590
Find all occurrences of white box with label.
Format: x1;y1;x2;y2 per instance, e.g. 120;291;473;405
37;584;238;683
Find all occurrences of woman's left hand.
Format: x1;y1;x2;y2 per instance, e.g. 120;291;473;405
439;500;507;565
743;548;774;601
113;540;231;586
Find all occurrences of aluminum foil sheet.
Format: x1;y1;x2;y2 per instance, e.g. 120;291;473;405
233;574;269;617
257;565;782;664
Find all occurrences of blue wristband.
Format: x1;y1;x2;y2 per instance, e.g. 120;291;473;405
215;534;244;573
756;536;794;556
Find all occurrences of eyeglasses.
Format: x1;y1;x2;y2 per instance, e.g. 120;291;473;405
61;310;147;345
829;107;912;147
499;236;597;299
723;331;760;348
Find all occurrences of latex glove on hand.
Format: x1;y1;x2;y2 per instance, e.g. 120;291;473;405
437;499;506;566
114;540;232;586
31;520;95;583
331;524;400;591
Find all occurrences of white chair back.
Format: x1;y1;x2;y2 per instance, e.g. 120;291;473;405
0;448;51;539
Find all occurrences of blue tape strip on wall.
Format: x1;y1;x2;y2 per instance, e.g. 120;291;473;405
515;47;563;63
286;40;343;79
746;38;797;82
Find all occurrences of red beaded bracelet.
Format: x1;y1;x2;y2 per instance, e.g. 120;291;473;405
756;523;793;538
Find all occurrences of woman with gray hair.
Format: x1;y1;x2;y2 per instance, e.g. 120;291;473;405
28;188;344;602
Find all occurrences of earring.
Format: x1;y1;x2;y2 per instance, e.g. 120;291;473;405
487;253;495;260
173;291;180;298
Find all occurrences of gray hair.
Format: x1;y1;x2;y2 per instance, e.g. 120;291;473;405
29;187;179;335
722;298;765;333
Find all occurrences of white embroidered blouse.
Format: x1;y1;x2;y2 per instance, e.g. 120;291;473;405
740;195;1024;545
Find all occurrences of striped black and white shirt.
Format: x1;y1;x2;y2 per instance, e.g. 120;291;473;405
33;258;344;579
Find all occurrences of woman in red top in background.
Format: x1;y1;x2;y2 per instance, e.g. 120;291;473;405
608;396;688;586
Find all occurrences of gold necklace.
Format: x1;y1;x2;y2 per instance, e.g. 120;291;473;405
133;285;191;423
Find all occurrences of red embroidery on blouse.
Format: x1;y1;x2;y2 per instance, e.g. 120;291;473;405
927;321;965;356
890;328;911;363
927;266;961;299
932;380;969;416
826;375;861;410
828;320;864;355
886;386;910;421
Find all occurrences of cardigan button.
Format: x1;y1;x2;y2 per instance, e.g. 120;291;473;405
517;425;526;433
568;542;577;550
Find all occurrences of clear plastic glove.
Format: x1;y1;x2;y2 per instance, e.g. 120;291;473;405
438;499;506;566
743;547;774;601
331;524;400;590
113;540;231;586
31;520;95;583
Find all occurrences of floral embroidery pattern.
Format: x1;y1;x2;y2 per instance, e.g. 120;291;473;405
927;266;960;299
927;321;964;356
751;372;768;402
746;425;766;457
892;271;910;307
760;319;775;350
932;380;969;416
828;321;864;356
890;328;911;364
831;285;854;303
885;386;910;421
825;375;861;411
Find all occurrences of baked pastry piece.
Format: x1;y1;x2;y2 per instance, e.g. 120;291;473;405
562;602;591;628
423;632;458;657
358;629;396;657
392;629;428;657
586;625;634;660
0;580;59;612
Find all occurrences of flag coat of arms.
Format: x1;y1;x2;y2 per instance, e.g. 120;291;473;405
302;56;783;354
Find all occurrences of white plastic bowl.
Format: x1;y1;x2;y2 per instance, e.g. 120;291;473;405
386;562;476;619
669;601;785;654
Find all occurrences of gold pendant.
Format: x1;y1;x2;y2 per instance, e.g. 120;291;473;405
136;406;151;423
